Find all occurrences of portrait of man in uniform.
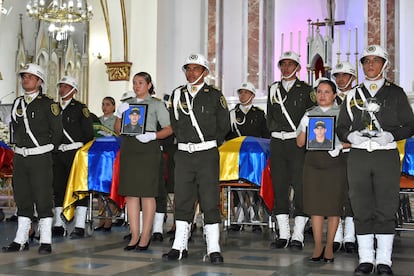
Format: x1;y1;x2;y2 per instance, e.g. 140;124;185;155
306;117;334;150
121;104;147;135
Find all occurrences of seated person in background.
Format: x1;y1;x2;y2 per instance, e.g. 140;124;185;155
226;82;269;233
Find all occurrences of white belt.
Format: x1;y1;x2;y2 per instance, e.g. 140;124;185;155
15;144;54;157
352;140;397;152
58;142;84;152
271;131;297;140
178;140;217;153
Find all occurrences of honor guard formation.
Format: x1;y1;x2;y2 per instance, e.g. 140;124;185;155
1;46;414;276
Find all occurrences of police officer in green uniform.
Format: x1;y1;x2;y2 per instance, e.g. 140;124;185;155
267;51;315;250
2;64;63;254
52;76;94;239
337;45;414;275
163;54;230;264
331;61;357;254
227;82;269;140
227;82;269;233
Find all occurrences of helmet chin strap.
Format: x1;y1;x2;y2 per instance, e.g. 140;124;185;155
60;87;75;100
337;77;353;91
365;62;388;81
188;69;206;86
240;95;254;105
281;65;299;80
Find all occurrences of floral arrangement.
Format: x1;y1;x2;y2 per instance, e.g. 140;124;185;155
365;98;381;113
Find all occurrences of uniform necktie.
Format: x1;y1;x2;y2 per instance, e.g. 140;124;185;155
339;92;346;99
191;86;197;93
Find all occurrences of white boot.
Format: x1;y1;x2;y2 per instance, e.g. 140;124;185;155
39;217;53;244
375;234;394;266
343;217;356;243
14;216;31;244
172;220;191;253
356;234;375;264
334;218;343;243
276;214;290;240
204;223;224;263
74;206;87;229
204;223;221;254
152;212;164;234
53;207;64;227
291;216;309;246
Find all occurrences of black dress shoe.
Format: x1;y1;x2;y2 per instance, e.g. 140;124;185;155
308;247;324;262
162;249;188;261
94;225;111;232
344;242;357;253
290;239;304;250
270;238;289;249
166;228;176;236
38;243;52;254
354;262;374;275
324;257;334;263
70;227;85;239
5;215;18;222
136;239;151;251
229;224;241;231
124;241;139;251
52;226;65;237
376;264;393;275
2;242;29;252
252;225;262;233
333;241;341;253
151;232;164;242
209;252;224;264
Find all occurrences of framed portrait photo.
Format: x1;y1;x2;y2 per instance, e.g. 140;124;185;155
306;116;335;151
120;104;148;135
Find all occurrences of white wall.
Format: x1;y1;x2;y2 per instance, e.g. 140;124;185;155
399;0;414;93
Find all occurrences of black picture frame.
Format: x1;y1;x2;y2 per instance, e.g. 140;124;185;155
120;104;148;135
306;116;335;151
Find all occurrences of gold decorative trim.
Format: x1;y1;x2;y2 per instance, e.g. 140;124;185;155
105;61;132;81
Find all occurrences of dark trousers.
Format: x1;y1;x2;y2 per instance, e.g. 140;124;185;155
174;148;221;224
156;152;167;213
13;153;54;219
347;149;400;234
270;138;306;217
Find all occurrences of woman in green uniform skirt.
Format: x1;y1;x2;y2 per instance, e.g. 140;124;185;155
114;72;173;251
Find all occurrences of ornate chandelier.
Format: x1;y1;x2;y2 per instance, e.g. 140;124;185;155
26;0;93;41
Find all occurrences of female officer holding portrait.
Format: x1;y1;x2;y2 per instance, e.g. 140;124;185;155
114;72;173;251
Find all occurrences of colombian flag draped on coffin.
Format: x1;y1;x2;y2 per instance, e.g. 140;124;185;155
219;136;274;210
62;136;123;221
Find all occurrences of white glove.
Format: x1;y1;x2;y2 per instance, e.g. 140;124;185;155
371;131;394;146
328;144;343;157
115;102;130;118
135;132;156;143
347;131;369;145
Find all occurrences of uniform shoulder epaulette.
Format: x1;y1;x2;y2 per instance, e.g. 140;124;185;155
252;106;264;112
37;94;52;100
306;105;317;112
173;85;185;91
211;85;221;91
151;96;161;101
269;81;280;87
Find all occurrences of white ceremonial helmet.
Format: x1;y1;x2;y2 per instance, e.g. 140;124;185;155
19;63;46;83
120;90;135;102
360;44;389;66
182;53;210;72
277;51;301;68
57;76;78;91
237;82;256;95
331;61;356;79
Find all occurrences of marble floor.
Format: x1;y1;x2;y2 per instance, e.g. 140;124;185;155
1;206;414;276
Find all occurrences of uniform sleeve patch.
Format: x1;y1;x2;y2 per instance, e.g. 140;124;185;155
82;107;90;118
310;91;317;103
220;96;228;109
51;103;60;116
